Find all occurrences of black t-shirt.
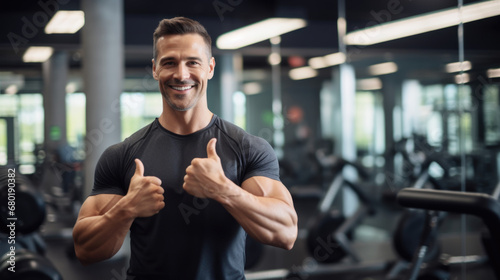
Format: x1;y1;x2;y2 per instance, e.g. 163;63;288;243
90;115;280;280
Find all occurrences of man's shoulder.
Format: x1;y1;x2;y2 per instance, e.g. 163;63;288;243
213;116;273;153
103;120;157;157
93;120;158;191
213;116;256;141
123;120;157;145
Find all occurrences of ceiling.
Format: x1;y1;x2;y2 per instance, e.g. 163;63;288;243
1;0;500;92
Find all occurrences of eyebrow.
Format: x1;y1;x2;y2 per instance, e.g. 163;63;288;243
158;56;203;64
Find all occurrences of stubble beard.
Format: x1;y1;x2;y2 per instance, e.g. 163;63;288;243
162;89;200;112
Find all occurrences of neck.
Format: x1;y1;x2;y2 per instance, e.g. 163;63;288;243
158;104;213;135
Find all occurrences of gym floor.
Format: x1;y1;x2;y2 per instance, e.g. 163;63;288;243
38;192;497;280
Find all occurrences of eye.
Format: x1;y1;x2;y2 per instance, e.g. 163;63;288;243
188;61;201;66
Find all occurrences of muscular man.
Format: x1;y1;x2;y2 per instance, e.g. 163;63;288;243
73;17;298;280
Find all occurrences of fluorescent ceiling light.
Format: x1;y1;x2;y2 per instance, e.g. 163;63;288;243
45;10;85;34
357;78;382;91
446;61;472;73
216;18;307;49
308;57;328;69
22;46;53;62
309;52;346;69
243;82;262;95
455;73;470;84
368;62;398;76
289;66;317;80
324;53;347;66
487;67;500;78
345;0;500;45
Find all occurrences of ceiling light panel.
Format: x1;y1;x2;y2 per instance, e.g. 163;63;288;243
216;18;307;50
22;46;53;62
357;78;383;91
446;61;472;73
345;0;500;45
289;66;317;80
45;10;85;34
309;52;346;69
487;68;500;78
368;62;398;76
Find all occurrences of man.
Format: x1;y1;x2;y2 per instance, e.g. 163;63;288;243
73;17;298;279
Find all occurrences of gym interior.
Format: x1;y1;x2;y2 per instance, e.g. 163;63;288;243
1;0;500;279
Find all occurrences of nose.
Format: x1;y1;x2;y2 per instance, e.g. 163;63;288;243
173;63;190;81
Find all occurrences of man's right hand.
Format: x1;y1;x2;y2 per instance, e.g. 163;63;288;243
125;159;165;218
73;159;164;265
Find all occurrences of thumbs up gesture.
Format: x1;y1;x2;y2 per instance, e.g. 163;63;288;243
125;159;165;218
183;138;231;199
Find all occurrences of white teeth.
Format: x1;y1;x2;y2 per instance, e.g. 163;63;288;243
171;86;193;91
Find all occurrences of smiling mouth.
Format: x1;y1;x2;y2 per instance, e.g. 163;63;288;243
168;85;195;91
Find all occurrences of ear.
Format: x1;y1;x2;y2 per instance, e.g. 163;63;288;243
207;57;215;80
152;58;159;80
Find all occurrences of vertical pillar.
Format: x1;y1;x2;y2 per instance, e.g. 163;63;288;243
334;64;356;161
382;76;400;177
471;81;486;146
271;37;284;159
330;64;357;215
43;51;68;152
81;0;123;198
401;80;421;138
336;0;357;215
220;53;242;123
4;117;16;165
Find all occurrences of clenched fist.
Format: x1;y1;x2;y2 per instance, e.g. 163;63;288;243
125;159;165;218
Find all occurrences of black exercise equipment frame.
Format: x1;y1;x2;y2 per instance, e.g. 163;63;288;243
397;188;500;280
286;158;388;279
390;152;451;272
308;158;376;262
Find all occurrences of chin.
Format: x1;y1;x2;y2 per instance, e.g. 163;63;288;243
168;101;197;112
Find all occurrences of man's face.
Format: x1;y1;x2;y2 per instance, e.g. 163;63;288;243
153;33;215;112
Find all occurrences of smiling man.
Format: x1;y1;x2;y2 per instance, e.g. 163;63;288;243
72;17;298;280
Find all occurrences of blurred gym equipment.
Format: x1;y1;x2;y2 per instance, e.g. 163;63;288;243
305;157;376;264
286;156;388;278
397;187;500;280
0;167;63;280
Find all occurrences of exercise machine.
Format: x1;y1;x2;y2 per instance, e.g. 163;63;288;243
286;156;388;279
386;149;475;279
0;167;63;280
305;156;376;264
397;187;500;280
389;152;453;273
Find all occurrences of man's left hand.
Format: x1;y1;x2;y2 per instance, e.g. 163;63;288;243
183;138;234;199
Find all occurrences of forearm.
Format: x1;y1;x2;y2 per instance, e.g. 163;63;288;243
217;183;298;250
73;201;134;265
182;144;298;249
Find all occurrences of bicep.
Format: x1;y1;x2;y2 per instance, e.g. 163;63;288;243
77;194;124;221
242;176;294;206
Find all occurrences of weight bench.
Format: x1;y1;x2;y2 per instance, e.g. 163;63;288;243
397;188;500;280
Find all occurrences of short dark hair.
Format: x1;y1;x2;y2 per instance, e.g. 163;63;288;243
153;17;212;61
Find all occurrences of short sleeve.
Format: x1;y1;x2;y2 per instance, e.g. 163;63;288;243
90;143;128;196
242;136;280;182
